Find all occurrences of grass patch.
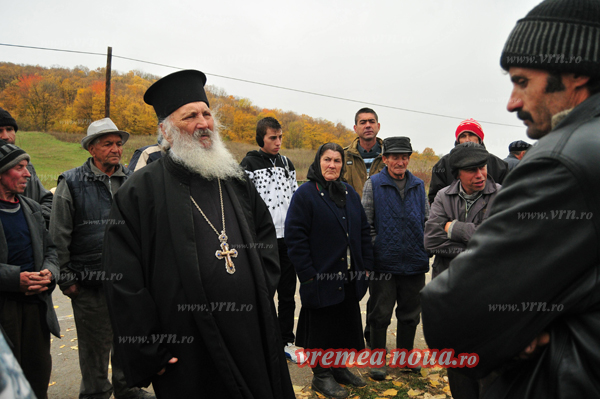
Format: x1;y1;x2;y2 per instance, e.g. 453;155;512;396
15;132;90;190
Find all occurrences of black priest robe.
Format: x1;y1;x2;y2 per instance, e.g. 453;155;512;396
102;154;294;399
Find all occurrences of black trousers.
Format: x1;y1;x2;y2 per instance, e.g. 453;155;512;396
0;297;51;399
277;238;297;345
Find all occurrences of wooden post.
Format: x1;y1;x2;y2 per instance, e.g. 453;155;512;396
105;46;112;118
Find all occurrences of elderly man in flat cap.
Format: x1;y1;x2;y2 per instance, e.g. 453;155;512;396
0;139;60;399
503;140;532;172
50;119;152;399
424;142;501;399
422;0;600;397
102;70;294;398
361;136;430;380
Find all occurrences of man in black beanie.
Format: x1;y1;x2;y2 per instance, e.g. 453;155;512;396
422;0;600;397
102;70;295;399
0;107;53;226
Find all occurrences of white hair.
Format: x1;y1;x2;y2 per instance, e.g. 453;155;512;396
161;116;244;180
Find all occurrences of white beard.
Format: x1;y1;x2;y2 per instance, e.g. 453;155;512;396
164;121;244;180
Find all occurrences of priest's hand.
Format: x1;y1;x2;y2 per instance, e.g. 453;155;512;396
63;283;81;299
157;357;178;375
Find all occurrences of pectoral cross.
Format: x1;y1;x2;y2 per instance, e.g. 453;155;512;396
215;232;238;274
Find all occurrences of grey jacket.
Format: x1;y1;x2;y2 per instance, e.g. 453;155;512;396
0;196;60;337
24;163;53;227
424;177;500;277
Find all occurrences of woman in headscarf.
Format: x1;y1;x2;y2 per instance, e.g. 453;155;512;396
285;143;374;399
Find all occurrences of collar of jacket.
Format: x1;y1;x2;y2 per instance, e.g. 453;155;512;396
83;157;127;180
345;136;384;156
552;92;600;133
444;176;498;196
378;166;420;190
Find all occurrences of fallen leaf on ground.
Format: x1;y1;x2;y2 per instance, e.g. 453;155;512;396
381;389;398;396
429;379;440;387
392;381;403;387
428;373;440;381
66;328;75;332
48;382;56;387
421;368;430;377
408;389;422;397
315;392;326;398
443;385;451;394
432;395;447;399
385;375;392;380
54;306;59;309
59;345;65;349
70;346;78;350
70;338;77;342
292;385;303;393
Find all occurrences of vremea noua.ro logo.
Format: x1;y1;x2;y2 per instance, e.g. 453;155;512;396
295;348;479;369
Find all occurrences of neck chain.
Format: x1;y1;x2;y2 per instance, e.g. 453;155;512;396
190;179;238;274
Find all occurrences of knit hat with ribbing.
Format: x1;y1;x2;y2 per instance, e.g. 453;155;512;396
501;0;600;78
0;139;30;174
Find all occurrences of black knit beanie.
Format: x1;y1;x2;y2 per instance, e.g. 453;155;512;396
0;139;30;174
501;0;600;78
449;143;489;178
0;108;18;132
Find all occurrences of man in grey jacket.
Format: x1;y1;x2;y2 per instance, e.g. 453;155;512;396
424;142;500;399
0;107;53;226
50;118;153;399
0;140;60;399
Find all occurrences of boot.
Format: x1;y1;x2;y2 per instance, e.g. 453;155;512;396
368;327;388;380
331;367;367;387
312;366;349;399
397;324;421;373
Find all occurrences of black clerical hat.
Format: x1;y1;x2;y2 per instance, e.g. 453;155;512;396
144;70;210;119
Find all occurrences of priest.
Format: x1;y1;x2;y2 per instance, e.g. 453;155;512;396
102;70;295;398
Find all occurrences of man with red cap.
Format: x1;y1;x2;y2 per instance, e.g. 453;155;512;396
428;118;508;204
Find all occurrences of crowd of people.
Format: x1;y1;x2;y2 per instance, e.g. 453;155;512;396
1;0;600;398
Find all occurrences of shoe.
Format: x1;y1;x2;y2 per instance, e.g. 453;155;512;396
331;367;367;387
115;388;156;399
368;364;388;381
369;327;388;380
284;343;306;364
312;369;349;399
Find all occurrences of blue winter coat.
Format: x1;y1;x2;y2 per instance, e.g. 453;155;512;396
285;181;374;309
369;168;429;275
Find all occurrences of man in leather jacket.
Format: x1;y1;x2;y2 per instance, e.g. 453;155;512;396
421;0;600;397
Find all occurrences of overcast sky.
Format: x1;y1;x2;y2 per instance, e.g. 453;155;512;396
4;0;543;158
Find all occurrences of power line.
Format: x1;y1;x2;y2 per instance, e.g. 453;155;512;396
0;42;522;128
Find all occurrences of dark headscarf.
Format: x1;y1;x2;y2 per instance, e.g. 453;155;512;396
307;143;346;208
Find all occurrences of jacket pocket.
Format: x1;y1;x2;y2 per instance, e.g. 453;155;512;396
299;279;321;309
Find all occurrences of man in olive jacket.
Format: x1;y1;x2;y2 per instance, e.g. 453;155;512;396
343;107;384;198
421;0;600;397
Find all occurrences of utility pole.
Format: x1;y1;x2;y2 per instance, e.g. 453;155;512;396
105;46;112;118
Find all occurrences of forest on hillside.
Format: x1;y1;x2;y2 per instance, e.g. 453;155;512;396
0;62;358;149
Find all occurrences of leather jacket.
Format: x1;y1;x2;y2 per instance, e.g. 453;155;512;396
421;92;600;398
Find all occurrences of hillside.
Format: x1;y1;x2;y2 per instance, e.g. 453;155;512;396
0;62;356;149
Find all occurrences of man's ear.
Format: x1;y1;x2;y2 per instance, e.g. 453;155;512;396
160;123;173;146
564;73;590;89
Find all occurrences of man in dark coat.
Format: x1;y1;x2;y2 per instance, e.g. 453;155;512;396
103;70;295;399
428;118;508;204
421;0;600;397
0;140;60;399
503;140;531;172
